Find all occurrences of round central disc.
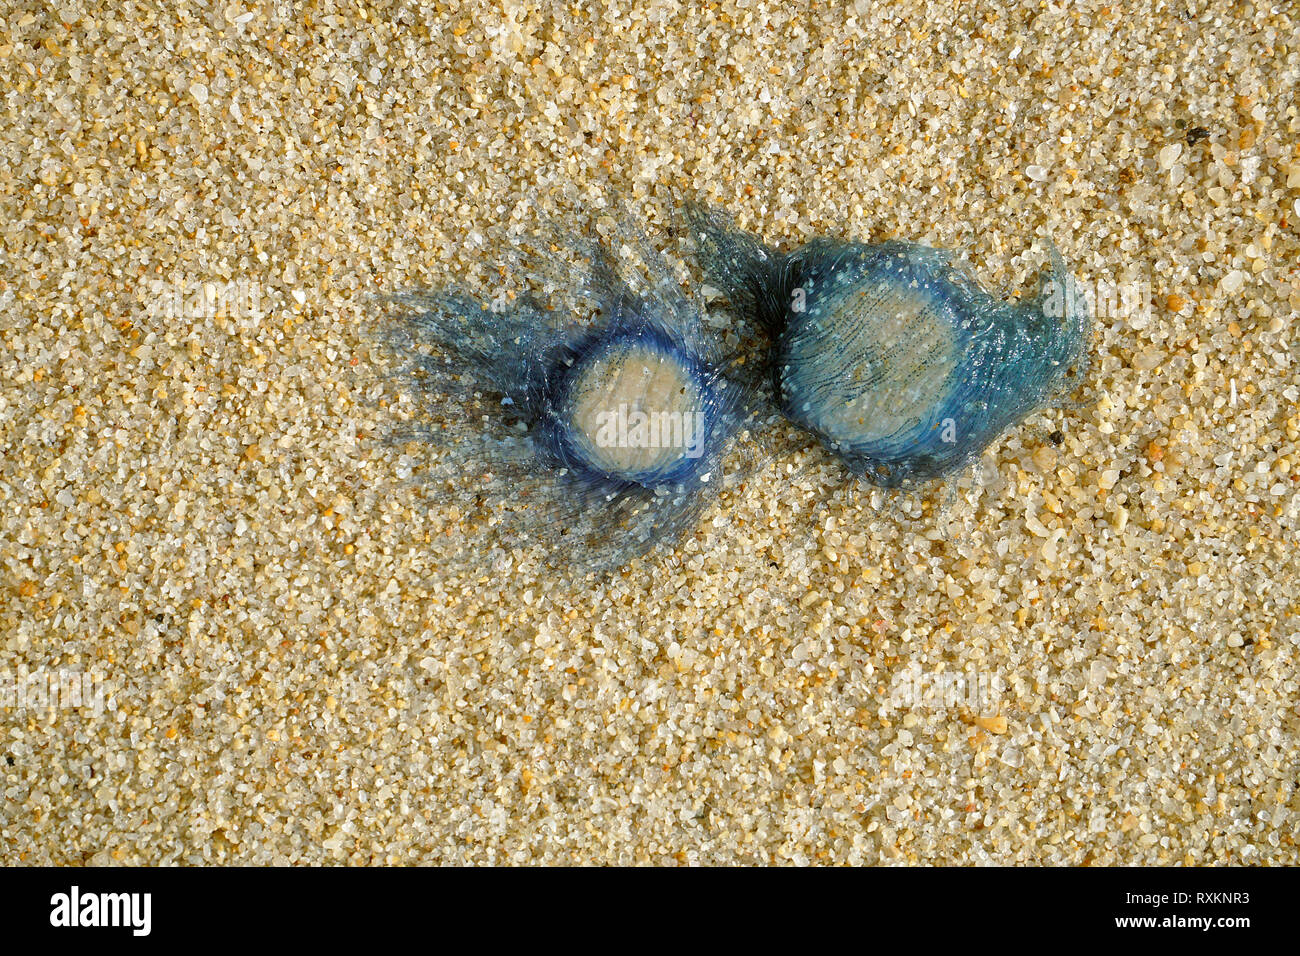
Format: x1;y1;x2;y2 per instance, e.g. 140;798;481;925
783;271;960;448
566;344;705;478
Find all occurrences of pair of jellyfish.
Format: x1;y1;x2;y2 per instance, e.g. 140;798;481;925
388;202;1091;572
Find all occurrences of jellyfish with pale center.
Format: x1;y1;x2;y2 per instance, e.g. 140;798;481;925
386;208;751;573
685;204;1092;488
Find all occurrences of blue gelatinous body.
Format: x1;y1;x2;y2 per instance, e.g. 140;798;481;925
386;209;749;572
686;205;1092;487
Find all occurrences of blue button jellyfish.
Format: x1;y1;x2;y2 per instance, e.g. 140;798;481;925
685;204;1092;488
386;208;752;573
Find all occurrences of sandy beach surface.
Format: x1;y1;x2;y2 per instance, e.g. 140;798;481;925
2;0;1297;864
